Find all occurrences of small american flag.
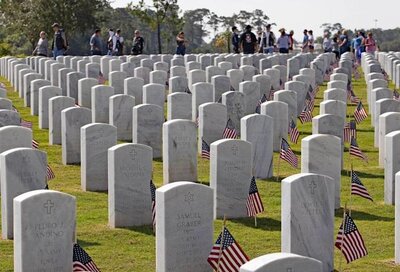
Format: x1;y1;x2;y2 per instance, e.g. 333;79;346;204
298;105;313;124
335;213;368;263
305;92;315;111
343;120;357;143
280;138;298;168
348;88;360;104
150;179;156;230
46;164;55;180
246;176;264;217
255;94;267;114
354;101;368;124
207;227;249;272
350;137;368;162
201;139;210;160
73;243;100;272
195;117;199;127
222;119;238;139
288;119;299;144
351;170;373;201
32;139;39;149
393;89;400;101
20;119;32;129
98;71;106;84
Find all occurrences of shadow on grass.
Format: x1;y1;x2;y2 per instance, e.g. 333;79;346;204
154;158;163;163
334;208;392;222
77;239;101;247
122;225;155;236
231;217;281;231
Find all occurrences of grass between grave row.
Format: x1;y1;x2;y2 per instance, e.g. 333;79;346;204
0;70;398;271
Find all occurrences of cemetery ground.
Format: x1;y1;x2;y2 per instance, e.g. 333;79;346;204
0;71;398;271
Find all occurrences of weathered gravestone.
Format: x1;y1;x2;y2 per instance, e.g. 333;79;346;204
192;82;214;121
109;94;135;141
210;139;252;219
1;148;47;239
386;132;400;205
132;104;163;159
66;71;85;103
379;112;400;167
163;120;197;184
109;71;127;95
38;86;62;129
124;77;144;105
239;253;323;272
301;134;342;209
167;92;191;120
92;85;115;123
61;107;92;164
260;101;288;151
0;109;20;127
81;123;117;191
49;96;76;145
13;190;75;272
78;78;98;108
143;83;165;109
281;173;334;272
222;91;245;136
241;114;273;179
156;181;213;272
198;102;227;154
108;143;153;227
31;79;51;116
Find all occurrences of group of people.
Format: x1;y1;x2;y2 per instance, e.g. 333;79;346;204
232;24;297;55
32;22;189;59
231;23;378;62
322;29;377;62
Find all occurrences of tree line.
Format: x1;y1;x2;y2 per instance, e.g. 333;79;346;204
0;0;399;56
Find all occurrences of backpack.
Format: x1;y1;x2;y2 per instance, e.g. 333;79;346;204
107;35;114;51
60;29;68;50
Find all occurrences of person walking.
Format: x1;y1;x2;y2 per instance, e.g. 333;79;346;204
107;28;117;56
288;30;295;51
239;25;257;54
308;30;315;53
322;32;332;53
115;29;124;56
259;24;275;54
231;26;240;53
32;31;48;57
301;29;309;53
277;28;290;53
365;32;377;55
90;29;102;56
131;30;144;55
176;31;187;56
51;23;67;60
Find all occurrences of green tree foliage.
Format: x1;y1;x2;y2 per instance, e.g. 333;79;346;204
129;0;183;54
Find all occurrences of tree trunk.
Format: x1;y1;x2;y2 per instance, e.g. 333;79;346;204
157;22;162;54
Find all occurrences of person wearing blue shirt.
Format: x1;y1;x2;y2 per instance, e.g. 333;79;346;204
302;29;309;53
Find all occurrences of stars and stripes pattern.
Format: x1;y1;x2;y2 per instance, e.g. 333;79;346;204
20;119;32;129
353;101;368;124
305;92;315;111
32;139;39;149
348;88;360;104
73;243;100;272
246;176;264;217
350;137;368;162
393;89;400;101
344;120;357;143
207;227;249;272
98;71;106;85
201;139;210;160
298;105;313;124
351;170;373;201
335;213;368;263
280;138;298;168
150;179;156;230
222;119;238;139
288;119;300;144
46;165;55;181
255;94;267;114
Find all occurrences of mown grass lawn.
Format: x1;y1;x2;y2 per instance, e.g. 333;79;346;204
0;68;399;271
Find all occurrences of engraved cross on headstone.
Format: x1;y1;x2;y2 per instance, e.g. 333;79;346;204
309;180;317;195
43;200;54;214
231;145;239;156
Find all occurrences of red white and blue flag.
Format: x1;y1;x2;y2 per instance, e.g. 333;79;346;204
344;120;357;143
288;119;300;144
351;170;373;201
350;137;368;162
150;179;156;230
280;138;298;168
246;176;264;217
201;139;210;160
354;102;368;124
73;243;100;272
222;119;238;139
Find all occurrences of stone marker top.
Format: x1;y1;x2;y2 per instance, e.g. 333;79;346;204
14;189;76;206
239;252;323;272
